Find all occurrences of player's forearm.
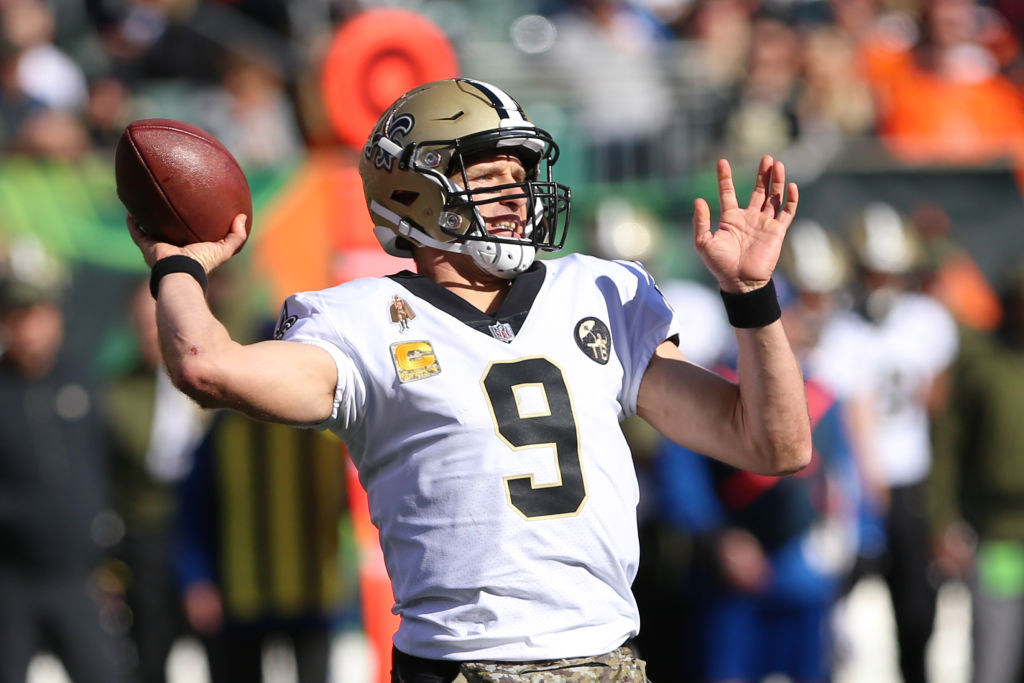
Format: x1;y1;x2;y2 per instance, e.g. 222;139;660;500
154;272;238;408
155;274;338;424
733;321;812;475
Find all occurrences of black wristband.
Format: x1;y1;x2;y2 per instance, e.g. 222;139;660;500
720;279;781;328
150;255;208;299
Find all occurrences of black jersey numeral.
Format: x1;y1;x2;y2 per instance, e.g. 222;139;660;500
481;357;587;519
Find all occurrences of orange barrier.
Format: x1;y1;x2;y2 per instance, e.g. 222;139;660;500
322;8;459;150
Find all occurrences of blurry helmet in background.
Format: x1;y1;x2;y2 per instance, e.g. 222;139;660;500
592;196;660;262
778;220;852;348
847;201;921;275
0;236;68;310
359;78;572;278
780;219;851;294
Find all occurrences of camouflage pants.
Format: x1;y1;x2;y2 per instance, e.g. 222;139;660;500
455;646;649;683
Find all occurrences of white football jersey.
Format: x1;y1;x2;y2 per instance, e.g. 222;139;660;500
276;253;679;661
813;292;957;486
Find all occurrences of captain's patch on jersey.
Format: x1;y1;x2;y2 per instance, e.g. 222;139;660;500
391;340;441;383
574;317;612;365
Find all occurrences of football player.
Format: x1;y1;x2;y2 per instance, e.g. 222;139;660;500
128;78;811;682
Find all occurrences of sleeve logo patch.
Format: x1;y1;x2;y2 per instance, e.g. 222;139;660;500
274;302;298;340
391;341;441;383
574;317;612;365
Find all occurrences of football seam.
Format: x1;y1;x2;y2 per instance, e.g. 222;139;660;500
125;129;201;243
128;124;249;242
134;123;249;189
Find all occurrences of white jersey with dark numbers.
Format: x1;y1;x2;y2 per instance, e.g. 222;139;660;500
275;253;679;662
813;292;957;486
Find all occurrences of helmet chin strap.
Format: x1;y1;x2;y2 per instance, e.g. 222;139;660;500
417;225;536;279
465;240;536;279
370;200;537;279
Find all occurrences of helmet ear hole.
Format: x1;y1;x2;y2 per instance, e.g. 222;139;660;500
390;189;419;206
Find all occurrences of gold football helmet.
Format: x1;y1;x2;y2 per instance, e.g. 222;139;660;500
780;220;851;294
848;201;921;275
359;78;571;278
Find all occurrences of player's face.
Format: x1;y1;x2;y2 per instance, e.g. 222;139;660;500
451;155;528;239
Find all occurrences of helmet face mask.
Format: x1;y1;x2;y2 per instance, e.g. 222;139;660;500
360;79;571;278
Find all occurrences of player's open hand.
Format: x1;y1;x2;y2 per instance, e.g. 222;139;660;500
693;156;798;294
127;213;249;273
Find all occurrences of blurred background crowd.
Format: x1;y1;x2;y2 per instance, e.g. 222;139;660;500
1;0;1024;682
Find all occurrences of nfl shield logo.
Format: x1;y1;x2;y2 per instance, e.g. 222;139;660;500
488;321;516;343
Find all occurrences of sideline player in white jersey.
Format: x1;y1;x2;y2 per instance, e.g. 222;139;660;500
814;202;957;683
126;78;811;682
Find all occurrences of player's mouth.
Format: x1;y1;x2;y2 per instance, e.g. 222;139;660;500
487;219;523;239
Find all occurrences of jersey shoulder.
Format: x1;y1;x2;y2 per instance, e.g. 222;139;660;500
293;274;400;307
275;274;403;342
543;253;660;290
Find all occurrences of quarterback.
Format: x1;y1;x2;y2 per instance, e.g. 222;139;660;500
128;78;811;682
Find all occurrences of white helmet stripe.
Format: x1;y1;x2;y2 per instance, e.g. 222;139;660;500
458;78;529;125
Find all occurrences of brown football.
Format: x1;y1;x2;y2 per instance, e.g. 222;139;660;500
115;118;253;246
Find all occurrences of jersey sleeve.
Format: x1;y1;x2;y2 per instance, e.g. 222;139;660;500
914;295;959;373
273;290;367;432
613;260;681;416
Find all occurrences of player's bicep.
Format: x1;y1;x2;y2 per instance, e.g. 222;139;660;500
636;340;742;456
220;339;339;426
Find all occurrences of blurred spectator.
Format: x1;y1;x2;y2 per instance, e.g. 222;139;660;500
85;75;135;152
89;0;214;84
176;408;350;683
543;0;678;181
672;0;758;96
194;50;304;168
0;236;128;683
929;256;1024;683
1;0;89;112
818;202;958;683
651;312;859;683
11;107;92;161
0;0;95;161
863;0;1024;187
708;7;876;178
629;275;730;682
637;222;864;683
0;40;46;148
910;201;1003;332
103;280;208;683
712;10;803;167
794;23;877;143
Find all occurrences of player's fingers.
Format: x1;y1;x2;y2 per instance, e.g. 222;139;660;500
692;197;711;246
126;215;146;243
222;214;249;254
750;155;772;210
717;159;739;212
770;160;786;199
127;215;181;267
228;213;248;238
766;160;785;215
777;182;799;227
